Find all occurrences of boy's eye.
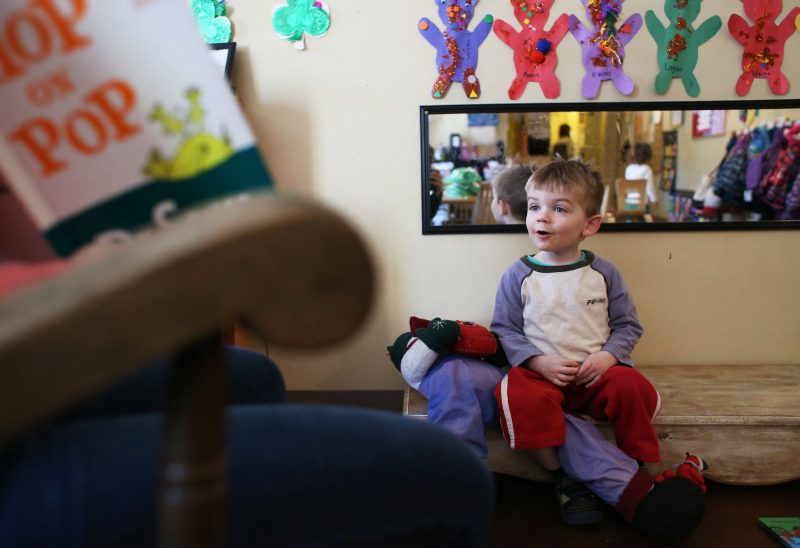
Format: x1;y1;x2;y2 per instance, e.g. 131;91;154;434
529;204;539;211
555;206;567;213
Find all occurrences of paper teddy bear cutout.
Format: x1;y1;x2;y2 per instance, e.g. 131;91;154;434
728;0;800;96
645;0;721;97
493;0;569;99
569;0;642;99
419;0;493;99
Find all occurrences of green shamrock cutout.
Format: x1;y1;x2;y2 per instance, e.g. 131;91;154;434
191;0;232;44
272;0;330;49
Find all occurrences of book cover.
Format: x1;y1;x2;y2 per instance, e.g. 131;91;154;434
0;0;272;256
758;517;800;547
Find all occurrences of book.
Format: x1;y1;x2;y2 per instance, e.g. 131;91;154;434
758;517;800;547
0;0;272;256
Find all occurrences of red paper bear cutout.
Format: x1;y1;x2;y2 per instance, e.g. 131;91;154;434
728;0;800;96
493;0;569;99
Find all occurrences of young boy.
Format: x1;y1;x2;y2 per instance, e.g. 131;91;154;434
408;162;704;540
421;163;603;524
492;158;662;519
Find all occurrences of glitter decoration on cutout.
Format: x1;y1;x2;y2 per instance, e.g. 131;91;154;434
728;0;800;96
645;0;721;97
568;0;642;99
272;0;330;50
419;0;493;99
191;0;232;43
493;0;570;100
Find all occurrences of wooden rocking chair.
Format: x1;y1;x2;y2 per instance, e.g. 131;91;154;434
0;193;373;548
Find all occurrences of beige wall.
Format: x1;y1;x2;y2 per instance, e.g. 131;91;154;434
228;0;800;389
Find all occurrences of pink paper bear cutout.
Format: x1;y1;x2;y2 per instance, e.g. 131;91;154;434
569;0;642;98
418;0;494;99
728;0;800;96
493;1;569;99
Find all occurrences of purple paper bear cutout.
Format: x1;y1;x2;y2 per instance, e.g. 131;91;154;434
569;0;642;98
418;0;493;99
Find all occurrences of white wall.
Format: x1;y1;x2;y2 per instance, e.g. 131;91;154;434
228;0;800;389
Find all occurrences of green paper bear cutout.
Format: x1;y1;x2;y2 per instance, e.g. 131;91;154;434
645;0;721;97
191;0;232;44
273;0;330;46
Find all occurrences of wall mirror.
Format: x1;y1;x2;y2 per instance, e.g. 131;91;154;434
420;100;800;234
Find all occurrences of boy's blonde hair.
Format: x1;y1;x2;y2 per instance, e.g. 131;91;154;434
493;164;534;221
525;158;604;216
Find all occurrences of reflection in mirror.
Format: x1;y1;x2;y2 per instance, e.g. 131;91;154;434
421;101;800;233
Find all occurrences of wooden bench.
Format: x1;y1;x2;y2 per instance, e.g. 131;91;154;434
404;364;800;486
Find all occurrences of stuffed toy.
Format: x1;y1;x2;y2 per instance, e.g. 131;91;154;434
418;0;494;99
409;316;498;357
387;316;501;388
493;0;570;100
568;0;642;98
728;0;800;96
654;452;709;493
644;0;722;97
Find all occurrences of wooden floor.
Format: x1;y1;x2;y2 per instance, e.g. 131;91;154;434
490;473;799;547
288;390;800;547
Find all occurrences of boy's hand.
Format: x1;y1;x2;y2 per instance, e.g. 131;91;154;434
575;351;617;388
526;355;579;387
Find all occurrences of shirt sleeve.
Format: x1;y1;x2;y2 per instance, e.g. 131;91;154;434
594;258;643;366
644;165;657;204
490;261;542;367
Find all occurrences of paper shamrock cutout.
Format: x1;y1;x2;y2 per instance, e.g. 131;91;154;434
190;0;232;43
273;0;331;50
728;0;800;96
569;0;642;99
645;0;721;97
418;0;493;99
493;0;569;99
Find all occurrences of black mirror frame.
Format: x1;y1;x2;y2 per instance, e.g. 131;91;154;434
420;99;800;234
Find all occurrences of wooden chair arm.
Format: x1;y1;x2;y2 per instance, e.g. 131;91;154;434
0;193;373;445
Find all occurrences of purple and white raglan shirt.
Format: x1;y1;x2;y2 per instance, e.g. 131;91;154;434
491;250;643;367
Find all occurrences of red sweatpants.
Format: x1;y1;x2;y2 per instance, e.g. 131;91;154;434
495;365;662;462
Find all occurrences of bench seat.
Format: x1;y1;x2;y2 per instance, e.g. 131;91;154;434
403;364;800;485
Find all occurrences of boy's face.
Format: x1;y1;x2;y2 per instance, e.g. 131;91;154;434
526;185;601;262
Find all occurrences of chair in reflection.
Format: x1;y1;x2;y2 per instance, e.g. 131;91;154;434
442;195;477;225
472;182;495;225
614;178;653;222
